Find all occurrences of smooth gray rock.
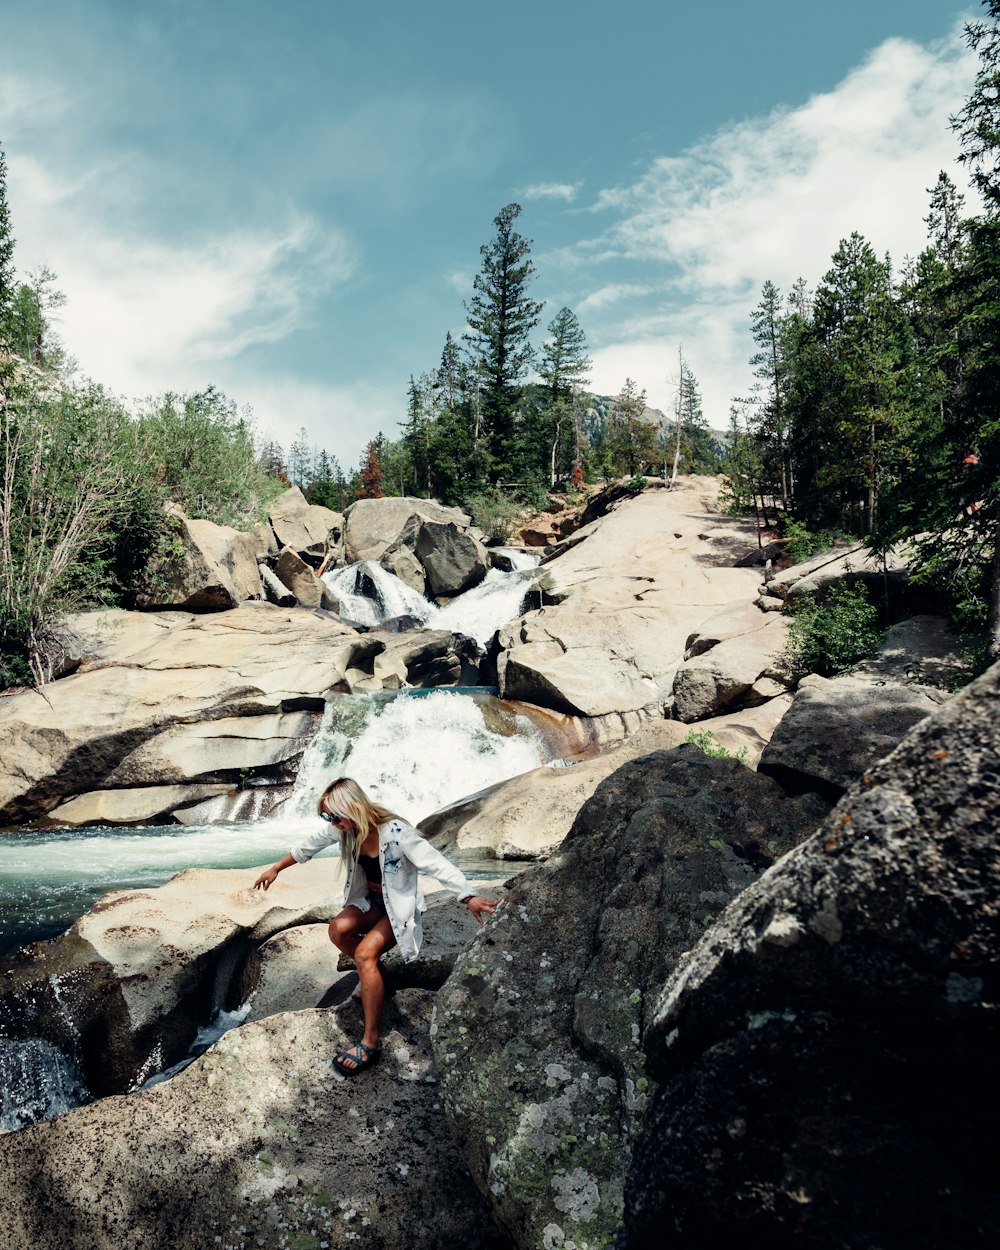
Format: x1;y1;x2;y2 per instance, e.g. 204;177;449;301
343;496;470;564
135;506;262;611
758;670;942;800
267;485;342;559
620;660;1000;1250
432;748;828;1250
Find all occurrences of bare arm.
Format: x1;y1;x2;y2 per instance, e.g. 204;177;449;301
254;853;297;891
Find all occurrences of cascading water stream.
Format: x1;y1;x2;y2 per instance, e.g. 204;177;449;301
278;688;552;832
323;550;540;647
0;550;548;1129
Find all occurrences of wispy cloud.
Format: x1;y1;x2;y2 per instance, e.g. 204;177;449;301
578;25;977;423
578;282;653;312
522;181;581;203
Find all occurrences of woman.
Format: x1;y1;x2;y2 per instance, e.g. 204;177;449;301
254;776;498;1075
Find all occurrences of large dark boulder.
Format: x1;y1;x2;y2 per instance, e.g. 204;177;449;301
619;662;1000;1250
416;520;490;597
432;748;828;1250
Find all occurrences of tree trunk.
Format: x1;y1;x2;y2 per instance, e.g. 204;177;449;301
989;498;1000;664
670;345;683;487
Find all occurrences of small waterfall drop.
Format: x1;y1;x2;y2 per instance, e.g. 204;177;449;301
278;689;551;832
0;1037;89;1133
325;561;434;628
323;552;540;647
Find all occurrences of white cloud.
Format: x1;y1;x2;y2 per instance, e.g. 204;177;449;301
522;181;581;203
6;148;357;404
577;282;653;313
577;25;978;425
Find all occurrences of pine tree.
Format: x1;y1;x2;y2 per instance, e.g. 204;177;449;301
538;307;591;484
605;378;658;477
950;0;1000;657
463;203;544;482
0;142;15;340
356;439;385;499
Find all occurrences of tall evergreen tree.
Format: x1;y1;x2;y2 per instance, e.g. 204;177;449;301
538;307;591;484
605;378;658;477
463;203;544;481
791;234;913;534
0;142;15;340
950;0;1000;657
746;281;791;508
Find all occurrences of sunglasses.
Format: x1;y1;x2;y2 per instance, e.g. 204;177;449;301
320;810;345;825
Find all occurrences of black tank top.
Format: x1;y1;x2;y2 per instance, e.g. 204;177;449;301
358;853;382;885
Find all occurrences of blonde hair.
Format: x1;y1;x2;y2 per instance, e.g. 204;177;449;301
316;777;399;865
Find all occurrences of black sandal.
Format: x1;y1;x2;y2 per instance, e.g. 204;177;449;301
332;1041;381;1075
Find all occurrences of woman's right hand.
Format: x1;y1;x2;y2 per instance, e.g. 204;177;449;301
254;866;279;891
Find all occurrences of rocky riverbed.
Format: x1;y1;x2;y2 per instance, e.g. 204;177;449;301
0;477;994;1249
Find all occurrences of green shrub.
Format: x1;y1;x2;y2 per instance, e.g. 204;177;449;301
626;474;647;494
785;582;884;676
783;518;837;565
465;487;520;543
683;729;749;766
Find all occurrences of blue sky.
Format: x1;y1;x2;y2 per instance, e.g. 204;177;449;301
0;0;980;467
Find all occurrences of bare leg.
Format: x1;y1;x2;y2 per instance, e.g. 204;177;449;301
327;906;397;1071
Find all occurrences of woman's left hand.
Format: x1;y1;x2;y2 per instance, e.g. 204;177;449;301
465;896;499;925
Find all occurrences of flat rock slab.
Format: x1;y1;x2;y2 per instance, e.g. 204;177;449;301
432;747;828;1250
621;661;1000;1250
497;479;773;720
0;605;375;823
0;992;500;1250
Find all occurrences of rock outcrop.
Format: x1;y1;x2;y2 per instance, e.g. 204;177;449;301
672;601;790;722
266;485;343;562
0;859;342;1103
757;616;955;800
422;699;796;860
496;479;774;720
0;992;500;1250
135;505;263;611
619;660;1000;1250
432;748;828;1250
0;605;376;824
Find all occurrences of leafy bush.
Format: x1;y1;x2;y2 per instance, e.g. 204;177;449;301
683;729;749;766
784;582;884;676
137;386;284;527
1;378;151;685
626;474;647;494
0;375;287;688
783;517;837;565
465;487;520;543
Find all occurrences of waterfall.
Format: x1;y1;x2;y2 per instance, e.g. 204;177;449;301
324;561;435;628
323;553;540;647
278;689;551;831
0;1038;89;1133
